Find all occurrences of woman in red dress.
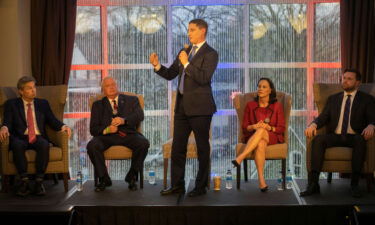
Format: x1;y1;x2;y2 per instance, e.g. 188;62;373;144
232;78;285;192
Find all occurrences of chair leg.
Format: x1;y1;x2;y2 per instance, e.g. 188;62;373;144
236;163;241;189
282;159;286;190
140;164;144;189
244;159;248;182
207;158;211;189
327;172;332;183
63;173;69;192
53;173;59;185
366;173;373;193
163;158;168;189
1;175;10;193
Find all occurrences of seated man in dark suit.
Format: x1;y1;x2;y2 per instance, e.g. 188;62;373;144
87;77;149;192
300;69;375;198
0;76;72;196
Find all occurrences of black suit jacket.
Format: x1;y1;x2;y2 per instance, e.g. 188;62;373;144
90;94;144;137
156;42;218;116
314;90;375;134
2;98;64;140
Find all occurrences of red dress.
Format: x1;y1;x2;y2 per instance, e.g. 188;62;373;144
242;101;285;145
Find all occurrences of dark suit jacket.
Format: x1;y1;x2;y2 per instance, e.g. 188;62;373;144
314;90;375;134
2;98;64;140
156;42;218;116
90;94;144;137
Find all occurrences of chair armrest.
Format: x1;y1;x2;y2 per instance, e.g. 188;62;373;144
48;130;69;172
306;127;326;173
365;137;375;172
1;137;10;173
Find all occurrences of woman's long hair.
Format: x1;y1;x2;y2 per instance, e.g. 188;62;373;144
254;77;277;104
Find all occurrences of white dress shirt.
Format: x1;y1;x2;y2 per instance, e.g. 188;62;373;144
335;90;357;134
22;99;41;135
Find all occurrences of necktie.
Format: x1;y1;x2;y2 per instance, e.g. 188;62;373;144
27;103;36;144
179;45;198;94
112;100;118;116
341;95;351;135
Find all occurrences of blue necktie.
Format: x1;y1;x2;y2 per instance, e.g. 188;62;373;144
179;46;197;94
341;94;351;135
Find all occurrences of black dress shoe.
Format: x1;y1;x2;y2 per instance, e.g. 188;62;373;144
300;182;320;197
95;176;112;192
160;186;185;195
127;178;138;191
351;185;362;198
231;160;240;168
34;180;46;196
188;188;207;197
260;186;269;193
16;178;31;197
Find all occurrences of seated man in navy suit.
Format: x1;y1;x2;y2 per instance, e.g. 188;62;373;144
0;76;71;196
300;69;375;198
87;77;149;192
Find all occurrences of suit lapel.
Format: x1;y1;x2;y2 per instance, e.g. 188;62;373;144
190;42;208;63
34;99;42;129
16;98;26;125
334;92;344;125
102;97;113;116
350;91;361;121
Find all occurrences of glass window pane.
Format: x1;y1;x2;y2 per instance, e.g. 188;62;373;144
66;70;101;113
172;5;244;63
314;68;341;84
249;4;307;62
109;69;168;110
213;68;244;110
108;6;167;64
73;6;102;65
314;3;340;62
248;68;307;110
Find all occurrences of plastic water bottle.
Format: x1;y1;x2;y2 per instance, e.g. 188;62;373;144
225;169;233;189
76;171;83;191
277;171;284;191
148;166;156;185
286;169;293;189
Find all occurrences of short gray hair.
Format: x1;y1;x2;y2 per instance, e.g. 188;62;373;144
17;76;36;90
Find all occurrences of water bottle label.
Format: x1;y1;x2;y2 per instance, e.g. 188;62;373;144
226;176;232;181
149;171;155;176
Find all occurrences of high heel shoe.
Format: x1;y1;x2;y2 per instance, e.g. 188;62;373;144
231;160;240;168
260;186;268;193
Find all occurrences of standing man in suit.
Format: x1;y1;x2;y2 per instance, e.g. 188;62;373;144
300;69;375;198
0;76;72;196
150;19;218;197
87;77;149;192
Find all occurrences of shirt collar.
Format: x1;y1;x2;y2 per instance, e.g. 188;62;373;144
344;89;357;99
22;98;34;106
193;40;206;50
107;95;119;103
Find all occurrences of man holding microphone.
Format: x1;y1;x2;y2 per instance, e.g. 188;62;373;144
150;19;218;197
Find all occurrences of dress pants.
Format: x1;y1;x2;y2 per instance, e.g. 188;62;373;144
10;135;50;178
171;94;212;190
311;133;366;185
86;133;149;180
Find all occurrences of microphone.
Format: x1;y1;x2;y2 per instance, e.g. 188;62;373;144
183;43;190;53
264;118;270;124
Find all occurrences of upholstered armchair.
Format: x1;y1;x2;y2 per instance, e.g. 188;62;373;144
0;85;69;192
233;91;292;189
306;83;375;190
162;91;211;189
89;92;145;188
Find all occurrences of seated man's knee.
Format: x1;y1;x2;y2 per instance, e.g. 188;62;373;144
86;138;102;153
